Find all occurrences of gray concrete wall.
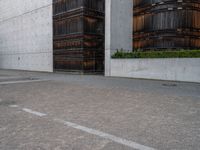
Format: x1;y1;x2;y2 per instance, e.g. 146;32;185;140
0;0;53;72
105;0;133;76
110;58;200;83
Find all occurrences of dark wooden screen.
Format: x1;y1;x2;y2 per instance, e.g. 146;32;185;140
133;0;200;50
53;0;105;73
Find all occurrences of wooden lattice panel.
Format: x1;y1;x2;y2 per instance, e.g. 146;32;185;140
133;0;200;50
53;0;104;73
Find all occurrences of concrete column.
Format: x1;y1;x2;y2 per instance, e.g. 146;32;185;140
105;0;133;76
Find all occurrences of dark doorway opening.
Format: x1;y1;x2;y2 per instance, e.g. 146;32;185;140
53;0;105;74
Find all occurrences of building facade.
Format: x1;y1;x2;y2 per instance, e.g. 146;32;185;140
53;0;105;73
0;0;53;72
0;0;200;75
133;0;200;50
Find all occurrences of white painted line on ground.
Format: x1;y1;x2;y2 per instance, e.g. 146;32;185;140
0;79;49;85
54;118;156;150
22;108;47;117
9;105;19;108
9;105;155;149
0;98;2;102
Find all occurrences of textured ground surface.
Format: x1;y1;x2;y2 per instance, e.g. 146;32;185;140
0;69;200;150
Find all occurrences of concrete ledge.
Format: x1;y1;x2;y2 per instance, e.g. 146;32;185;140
110;58;200;83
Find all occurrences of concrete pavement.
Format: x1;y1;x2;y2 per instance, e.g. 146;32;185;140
0;69;200;150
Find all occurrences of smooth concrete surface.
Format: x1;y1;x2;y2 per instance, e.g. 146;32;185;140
0;69;200;150
0;0;53;72
110;58;200;83
105;0;133;76
0;0;52;21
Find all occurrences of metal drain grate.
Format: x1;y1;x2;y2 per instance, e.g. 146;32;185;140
162;83;177;87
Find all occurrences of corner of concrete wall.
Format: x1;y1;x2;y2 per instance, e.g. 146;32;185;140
105;0;133;76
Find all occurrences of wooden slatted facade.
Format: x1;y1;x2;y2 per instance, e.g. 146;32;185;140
133;0;200;50
53;0;105;73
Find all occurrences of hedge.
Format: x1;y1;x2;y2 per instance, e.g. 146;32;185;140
112;50;200;59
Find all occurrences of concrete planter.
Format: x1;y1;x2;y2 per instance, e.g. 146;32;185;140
110;58;200;83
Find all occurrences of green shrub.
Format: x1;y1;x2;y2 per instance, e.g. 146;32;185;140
112;49;200;59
